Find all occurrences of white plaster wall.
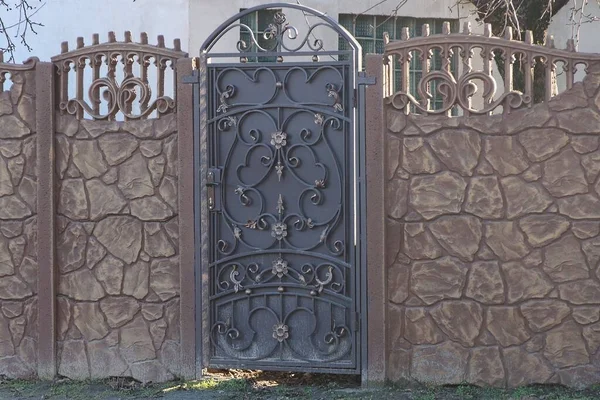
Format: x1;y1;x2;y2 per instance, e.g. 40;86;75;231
5;0;478;62
548;1;600;54
547;1;600;92
189;0;478;57
8;0;189;63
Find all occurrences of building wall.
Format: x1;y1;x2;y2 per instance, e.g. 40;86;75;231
8;0;476;62
547;1;600;54
547;2;600;91
189;0;478;57
384;63;600;388
9;0;189;63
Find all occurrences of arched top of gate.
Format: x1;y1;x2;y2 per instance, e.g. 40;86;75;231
199;3;361;67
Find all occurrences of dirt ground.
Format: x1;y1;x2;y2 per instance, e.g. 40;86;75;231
0;370;599;400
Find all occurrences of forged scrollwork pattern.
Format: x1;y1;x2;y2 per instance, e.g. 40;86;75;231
386;69;530;115
210;296;352;362
212;10;335;58
62;76;176;120
215;258;346;296
213;66;345;112
216;107;345;256
206;11;358;367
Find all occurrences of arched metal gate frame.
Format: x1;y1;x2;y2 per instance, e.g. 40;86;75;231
186;3;372;374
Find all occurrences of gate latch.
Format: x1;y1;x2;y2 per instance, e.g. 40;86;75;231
357;72;376;86
354;72;377;107
206;168;222;211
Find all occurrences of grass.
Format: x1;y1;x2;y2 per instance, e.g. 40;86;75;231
0;376;599;400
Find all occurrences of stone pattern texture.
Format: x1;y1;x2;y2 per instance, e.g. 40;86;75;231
385;67;600;388
55;114;180;382
0;73;39;378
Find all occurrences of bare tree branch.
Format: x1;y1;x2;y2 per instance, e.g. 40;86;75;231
0;0;44;62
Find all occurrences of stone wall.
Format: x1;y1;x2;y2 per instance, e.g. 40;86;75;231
0;72;39;378
55;114;180;381
385;64;600;388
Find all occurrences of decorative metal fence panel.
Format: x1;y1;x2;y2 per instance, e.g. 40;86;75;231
195;3;364;373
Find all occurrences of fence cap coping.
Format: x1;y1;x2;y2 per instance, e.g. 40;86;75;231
0;56;39;72
51;31;187;63
385;23;600;62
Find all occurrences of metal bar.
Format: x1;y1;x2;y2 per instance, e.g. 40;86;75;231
191;62;203;379
198;52;210;370
207;50;352;59
208;362;359;375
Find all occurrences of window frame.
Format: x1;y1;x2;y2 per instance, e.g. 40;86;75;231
339;14;459;112
239;8;281;63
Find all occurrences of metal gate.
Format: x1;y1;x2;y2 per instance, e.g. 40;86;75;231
192;3;366;373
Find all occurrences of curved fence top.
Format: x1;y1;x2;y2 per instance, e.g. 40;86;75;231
385;22;600;116
199;2;361;68
52;31;188;121
0;54;39;91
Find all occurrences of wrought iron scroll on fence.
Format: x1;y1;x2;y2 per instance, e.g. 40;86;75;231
385;21;600;116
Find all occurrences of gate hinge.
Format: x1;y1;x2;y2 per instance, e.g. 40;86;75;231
206;168;222;211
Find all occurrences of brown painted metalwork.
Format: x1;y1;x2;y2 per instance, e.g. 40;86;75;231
51;31;187;120
385;22;600;116
0;54;39;91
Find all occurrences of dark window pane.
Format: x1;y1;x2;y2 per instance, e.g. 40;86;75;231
355;15;374;38
258;9;278;31
432;48;442;70
339;14;353;31
339;37;350;61
239;9;281;63
240;10;255;31
358;38;374;59
395;18;415;39
411;50;422;70
376;15;395;39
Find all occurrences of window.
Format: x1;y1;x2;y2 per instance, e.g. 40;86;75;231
240;9;281;62
339;15;458;112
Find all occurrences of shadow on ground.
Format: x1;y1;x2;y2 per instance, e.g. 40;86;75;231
0;370;599;399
